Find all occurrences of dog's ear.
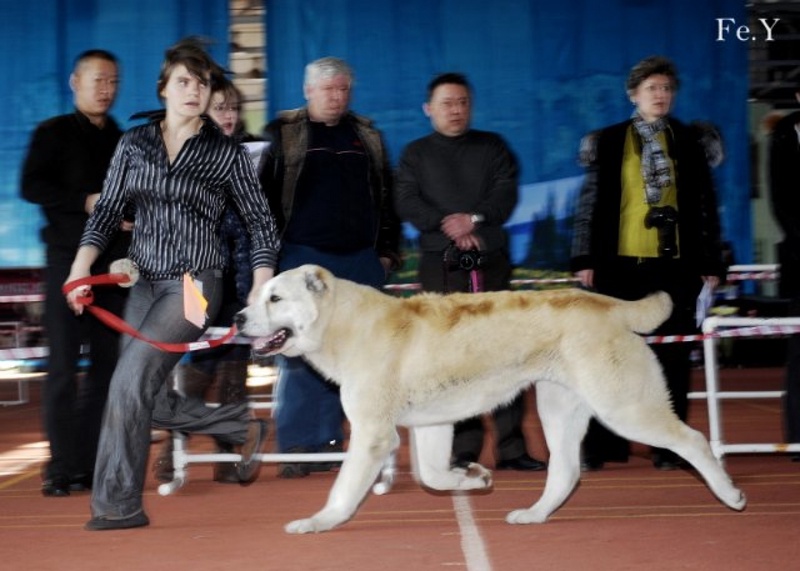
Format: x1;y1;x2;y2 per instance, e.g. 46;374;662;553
304;267;328;296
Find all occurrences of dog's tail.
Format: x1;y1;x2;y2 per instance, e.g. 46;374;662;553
616;291;673;334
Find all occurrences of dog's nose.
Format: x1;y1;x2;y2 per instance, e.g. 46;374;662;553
234;312;246;329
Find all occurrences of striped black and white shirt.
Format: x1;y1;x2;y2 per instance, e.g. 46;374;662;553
80;119;279;280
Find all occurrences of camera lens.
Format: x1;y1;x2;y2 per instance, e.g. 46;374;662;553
459;253;476;271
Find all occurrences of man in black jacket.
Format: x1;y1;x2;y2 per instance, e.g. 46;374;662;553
769;93;800;456
21;49;131;496
395;72;546;472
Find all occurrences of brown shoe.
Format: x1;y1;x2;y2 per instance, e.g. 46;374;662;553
309;440;344;472
278;462;311;478
278;446;312;478
214;462;242;483
236;419;267;483
152;437;174;482
213;442;240;483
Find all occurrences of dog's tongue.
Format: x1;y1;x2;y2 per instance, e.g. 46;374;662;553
253;328;289;355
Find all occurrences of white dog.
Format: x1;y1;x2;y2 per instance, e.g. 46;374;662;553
235;264;746;534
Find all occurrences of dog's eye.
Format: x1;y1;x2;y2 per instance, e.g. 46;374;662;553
269;294;281;303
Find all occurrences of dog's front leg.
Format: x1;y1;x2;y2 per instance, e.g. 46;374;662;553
410;424;492;491
284;427;399;534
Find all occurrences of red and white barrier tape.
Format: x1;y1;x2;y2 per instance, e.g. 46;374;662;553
0;265;791;361
5;322;800;362
0;294;44;303
644;323;800;344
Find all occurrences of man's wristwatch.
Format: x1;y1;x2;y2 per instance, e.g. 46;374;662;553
470;213;485;225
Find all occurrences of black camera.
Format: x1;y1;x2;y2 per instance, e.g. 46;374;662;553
644;205;679;258
444;246;488;271
457;250;487;271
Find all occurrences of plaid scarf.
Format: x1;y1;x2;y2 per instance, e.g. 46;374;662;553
631;113;671;204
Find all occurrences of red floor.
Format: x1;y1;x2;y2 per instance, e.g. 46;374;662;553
1;367;799;570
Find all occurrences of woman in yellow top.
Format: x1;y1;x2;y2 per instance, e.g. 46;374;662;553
571;55;725;471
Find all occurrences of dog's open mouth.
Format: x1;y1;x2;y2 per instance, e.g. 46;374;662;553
251;328;292;356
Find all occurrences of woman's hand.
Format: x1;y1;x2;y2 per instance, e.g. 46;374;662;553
247;267;275;307
64;245;101;315
64;270;91;315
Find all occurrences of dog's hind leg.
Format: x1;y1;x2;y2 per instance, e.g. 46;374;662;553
601;407;746;512
284;426;400;534
507;381;589;524
410;424;492;491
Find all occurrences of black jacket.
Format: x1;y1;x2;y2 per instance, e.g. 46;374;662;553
20;109;130;269
571;117;724;279
260;108;401;269
769;110;800;296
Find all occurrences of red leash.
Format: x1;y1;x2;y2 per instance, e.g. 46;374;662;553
62;272;237;353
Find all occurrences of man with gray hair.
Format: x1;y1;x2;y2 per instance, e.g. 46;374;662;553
260;56;401;477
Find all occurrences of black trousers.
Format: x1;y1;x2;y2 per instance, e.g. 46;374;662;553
42;259;127;480
784;300;800;443
418;249;528;462
779;245;800;443
583;256;701;463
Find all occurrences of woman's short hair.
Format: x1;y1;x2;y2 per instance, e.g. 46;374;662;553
156;37;225;102
212;77;243;105
626;56;680;93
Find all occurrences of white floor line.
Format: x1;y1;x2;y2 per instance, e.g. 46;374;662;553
452;491;492;571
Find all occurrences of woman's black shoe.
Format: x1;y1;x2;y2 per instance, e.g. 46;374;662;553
652;451;684;471
42;476;70;497
496;454;547;471
451;452;478;469
85;511;150;531
580;459;605;472
69;472;93;491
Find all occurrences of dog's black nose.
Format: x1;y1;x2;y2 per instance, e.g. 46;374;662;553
234;312;246;329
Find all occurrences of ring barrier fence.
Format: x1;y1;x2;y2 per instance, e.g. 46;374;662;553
699;315;800;460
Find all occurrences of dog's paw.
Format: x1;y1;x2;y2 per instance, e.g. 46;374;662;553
505;508;547;525
453;463;493;490
285;510;347;534
285;517;331;534
285;518;317;534
726;489;747;511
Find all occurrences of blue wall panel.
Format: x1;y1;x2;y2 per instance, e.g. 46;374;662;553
0;0;228;268
266;0;750;268
0;1;750;269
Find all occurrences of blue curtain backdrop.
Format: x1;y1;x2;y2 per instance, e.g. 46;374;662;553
0;0;228;268
266;0;750;270
0;0;750;270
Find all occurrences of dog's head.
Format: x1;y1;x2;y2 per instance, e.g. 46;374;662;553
235;264;334;358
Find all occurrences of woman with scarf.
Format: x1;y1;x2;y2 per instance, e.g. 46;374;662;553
570;56;725;471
